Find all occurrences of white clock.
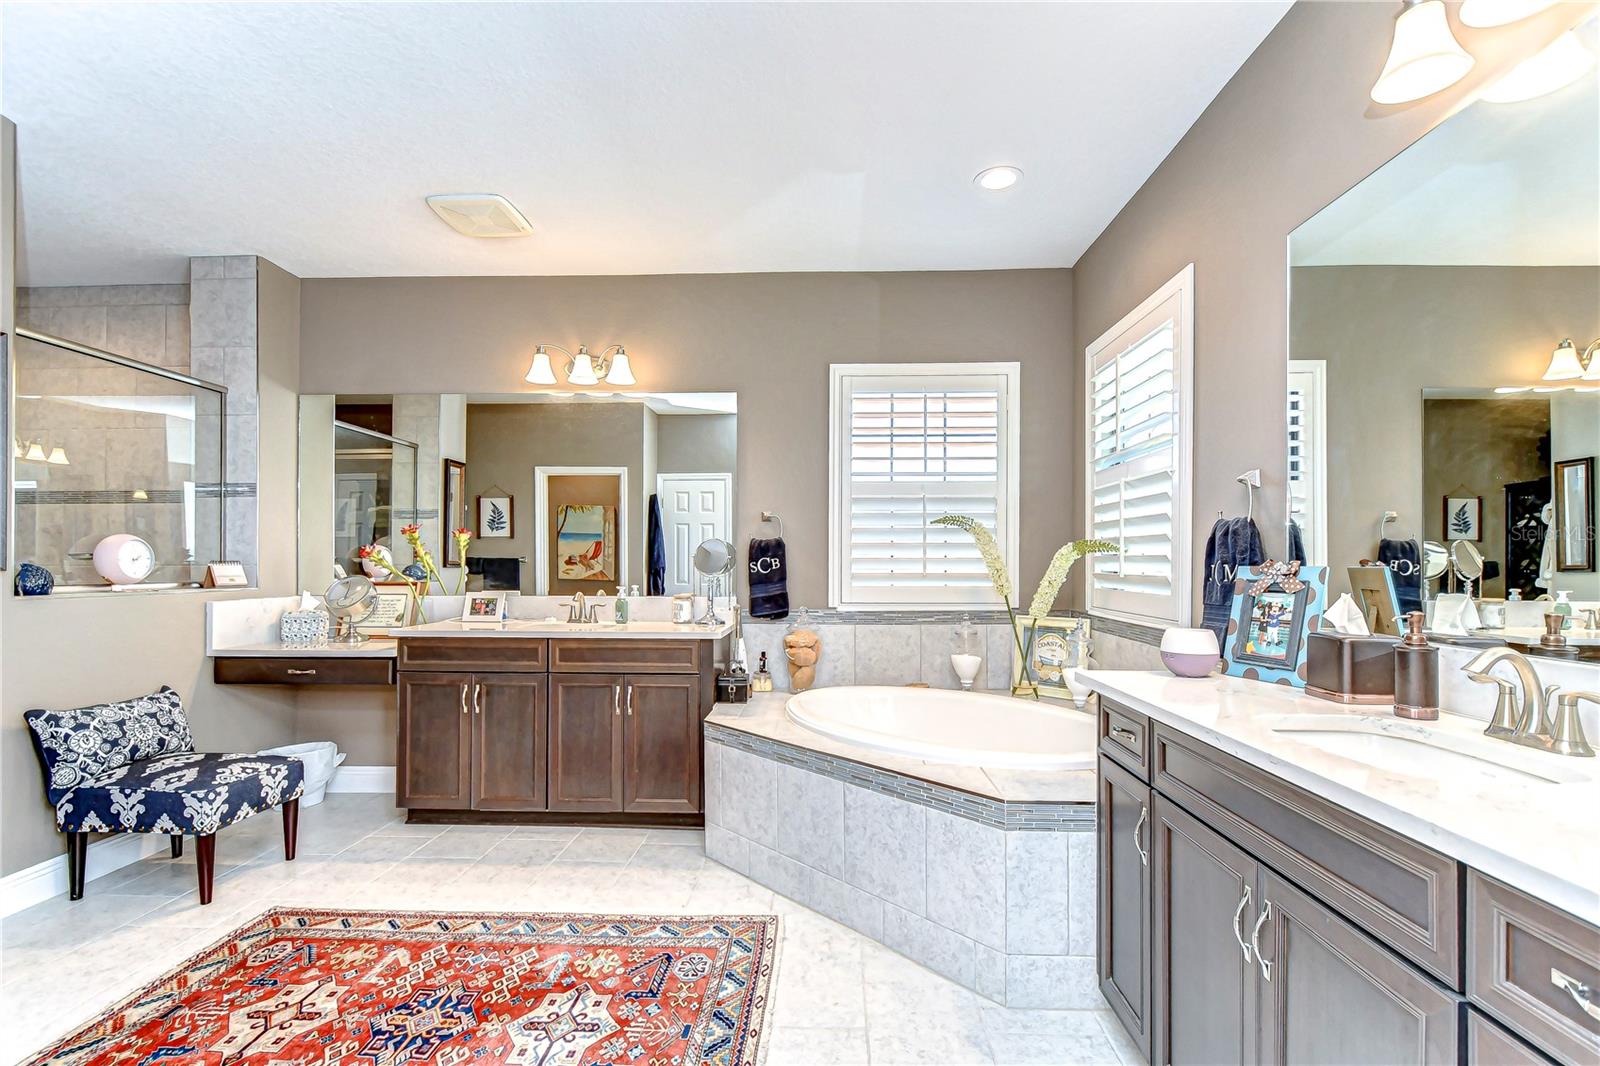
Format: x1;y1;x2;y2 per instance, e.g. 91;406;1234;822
93;534;156;585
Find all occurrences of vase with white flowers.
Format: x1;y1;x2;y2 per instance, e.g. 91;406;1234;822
931;515;1116;700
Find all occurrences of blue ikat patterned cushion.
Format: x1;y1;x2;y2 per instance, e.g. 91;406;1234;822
54;752;305;835
24;686;196;805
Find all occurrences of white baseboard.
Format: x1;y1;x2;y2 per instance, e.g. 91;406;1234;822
327;765;395;793
0;832;168;919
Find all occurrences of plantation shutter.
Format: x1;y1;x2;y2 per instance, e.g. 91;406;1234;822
1088;284;1190;625
833;368;1016;607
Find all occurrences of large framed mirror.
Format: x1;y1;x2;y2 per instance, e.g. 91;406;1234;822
1287;31;1598;647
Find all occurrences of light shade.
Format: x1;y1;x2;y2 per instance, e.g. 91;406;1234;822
46;447;69;465
1459;0;1558;28
23;442;46;462
604;347;636;386
568;347;600;387
1545;339;1587;380
525;346;558;385
1479;31;1595;103
1585;344;1600;381
1371;0;1475;105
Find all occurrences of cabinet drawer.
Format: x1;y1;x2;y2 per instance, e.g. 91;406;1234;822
1469;1009;1556;1066
214;656;394;685
1152;724;1462;987
550;639;702;675
1099;700;1149;778
398;638;547;673
1470;872;1600;1065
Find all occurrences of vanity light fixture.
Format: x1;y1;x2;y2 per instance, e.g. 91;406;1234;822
974;165;1022;191
1459;0;1559;29
1543;338;1599;381
1371;0;1476;104
46;447;70;466
526;344;636;388
22;441;46;462
1479;30;1595;102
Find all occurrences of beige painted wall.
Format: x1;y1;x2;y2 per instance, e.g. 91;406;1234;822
299;269;1076;607
1291;264;1598;597
1;257;302;877
1068;1;1582;639
657;413;737;476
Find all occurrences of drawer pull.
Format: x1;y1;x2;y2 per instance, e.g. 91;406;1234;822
1250;902;1274;983
626;683;634;717
1111;725;1138;746
1232;885;1253;963
460;683;468;716
473;683;482;716
285;669;317;676
1552;968;1600;1021
1134;804;1149;867
614;684;621;717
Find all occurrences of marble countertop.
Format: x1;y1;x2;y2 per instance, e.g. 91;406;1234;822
211;640;397;658
1079;669;1600;926
707;691;1096;804
390;619;735;639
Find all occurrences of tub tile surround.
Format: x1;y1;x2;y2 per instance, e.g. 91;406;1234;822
743;617;1021;693
705;694;1098;1008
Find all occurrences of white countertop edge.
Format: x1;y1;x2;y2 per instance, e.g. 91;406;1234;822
210;641;397;659
1079;670;1600;927
388;619;735;639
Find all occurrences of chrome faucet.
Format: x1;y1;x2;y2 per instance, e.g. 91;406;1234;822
1461;646;1563;751
566;592;598;624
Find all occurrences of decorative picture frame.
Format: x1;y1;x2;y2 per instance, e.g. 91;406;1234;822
1443;495;1483;542
1554;457;1595;572
443;459;468;566
1345;564;1401;637
1222;563;1328;687
1012;615;1088;700
477;494;513;539
356;582;419;634
461;590;508;624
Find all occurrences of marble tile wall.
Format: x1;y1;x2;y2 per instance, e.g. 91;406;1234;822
742;621;1016;692
189;255;259;584
706;737;1097;1008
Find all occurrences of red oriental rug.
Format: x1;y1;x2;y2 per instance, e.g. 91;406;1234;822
25;908;779;1066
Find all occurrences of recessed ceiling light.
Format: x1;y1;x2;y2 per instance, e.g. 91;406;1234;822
974;165;1022;191
425;193;533;238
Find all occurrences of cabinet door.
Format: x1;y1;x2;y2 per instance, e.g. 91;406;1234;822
1098;754;1152;1060
471;674;548;811
622;674;702;814
397;672;472;809
548;673;624;812
1256;869;1460;1065
1152;794;1260;1066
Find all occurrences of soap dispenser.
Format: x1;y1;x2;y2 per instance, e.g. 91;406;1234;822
614;585;629;624
1393;611;1439;720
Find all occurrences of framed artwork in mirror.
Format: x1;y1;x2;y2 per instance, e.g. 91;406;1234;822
1222;563;1328;687
1555;457;1595;572
1442;495;1482;542
442;459;467;565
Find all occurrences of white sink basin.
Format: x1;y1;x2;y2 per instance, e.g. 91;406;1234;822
1260;714;1595;786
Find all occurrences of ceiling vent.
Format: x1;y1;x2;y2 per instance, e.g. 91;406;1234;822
425;194;533;238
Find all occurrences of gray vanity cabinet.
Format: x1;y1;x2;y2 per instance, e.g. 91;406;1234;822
1255;869;1460;1065
1097;753;1151;1060
1151;795;1260;1066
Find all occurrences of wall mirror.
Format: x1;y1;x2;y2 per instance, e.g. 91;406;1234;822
1286;36;1598;644
297;391;736;599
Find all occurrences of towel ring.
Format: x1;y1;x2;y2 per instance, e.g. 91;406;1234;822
760;511;784;538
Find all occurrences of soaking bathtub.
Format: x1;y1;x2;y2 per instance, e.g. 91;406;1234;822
784;685;1096;770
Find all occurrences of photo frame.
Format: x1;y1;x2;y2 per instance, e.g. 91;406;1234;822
1222;564;1328;687
1345;564;1401;637
356;582;419;634
1012;615;1088;700
1555;457;1595;572
443;459;467;566
461;590;508;624
477;494;513;539
1442;495;1483;542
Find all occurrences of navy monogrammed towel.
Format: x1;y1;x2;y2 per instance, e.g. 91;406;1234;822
748;537;788;619
1202;517;1263;647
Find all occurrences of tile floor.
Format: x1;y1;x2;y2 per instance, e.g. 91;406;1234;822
0;795;1142;1065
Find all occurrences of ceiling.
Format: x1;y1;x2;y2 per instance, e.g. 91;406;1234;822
1;1;1289;285
1292;30;1600;268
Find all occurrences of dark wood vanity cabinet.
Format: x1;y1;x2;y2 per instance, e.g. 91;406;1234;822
399;637;716;824
1097;753;1152;1060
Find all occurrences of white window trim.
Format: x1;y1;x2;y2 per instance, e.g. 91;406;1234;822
1287;358;1327;567
1083;264;1195;629
828;361;1021;611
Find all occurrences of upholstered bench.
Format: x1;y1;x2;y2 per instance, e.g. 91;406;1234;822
24;686;304;904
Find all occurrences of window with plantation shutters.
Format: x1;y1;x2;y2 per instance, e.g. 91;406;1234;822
1085;265;1195;626
829;363;1020;608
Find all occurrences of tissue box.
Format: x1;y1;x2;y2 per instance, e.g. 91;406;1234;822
1305;632;1398;704
279;609;330;646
